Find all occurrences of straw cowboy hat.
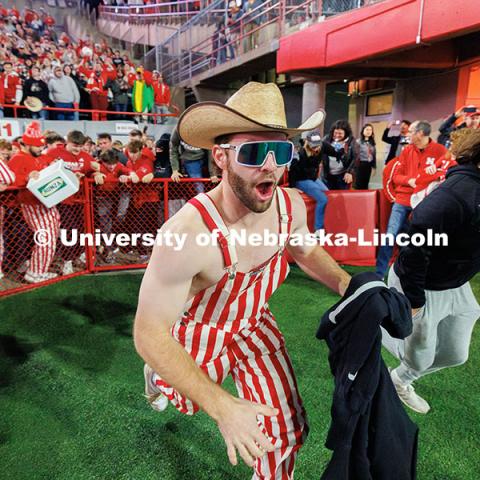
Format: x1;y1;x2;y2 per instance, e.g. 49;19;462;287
178;82;325;149
24;96;43;113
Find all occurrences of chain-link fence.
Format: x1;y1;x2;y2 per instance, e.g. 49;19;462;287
0;186;90;296
0;179;215;296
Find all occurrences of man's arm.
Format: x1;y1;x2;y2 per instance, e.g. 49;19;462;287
284;189;351;295
134;213;277;467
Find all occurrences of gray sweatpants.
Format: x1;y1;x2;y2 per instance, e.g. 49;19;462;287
382;267;480;385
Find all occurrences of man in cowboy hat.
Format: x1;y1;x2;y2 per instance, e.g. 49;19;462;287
134;82;351;478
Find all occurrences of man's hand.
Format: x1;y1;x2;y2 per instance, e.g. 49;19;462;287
171;170;183;182
216;397;278;467
408;178;416;188
344;172;353;184
425;165;436;175
455;106;466;118
93;172;105;185
210;175;220;184
130;172;140;183
142;173;154;183
0;183;8;192
412;307;423;318
119;175;129;183
28;171;40;181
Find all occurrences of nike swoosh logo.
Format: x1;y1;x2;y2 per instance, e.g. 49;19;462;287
348;372;358;381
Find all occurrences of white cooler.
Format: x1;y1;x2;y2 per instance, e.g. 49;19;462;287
27;160;80;208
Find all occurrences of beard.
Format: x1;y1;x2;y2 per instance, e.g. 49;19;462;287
28;146;42;157
226;161;277;213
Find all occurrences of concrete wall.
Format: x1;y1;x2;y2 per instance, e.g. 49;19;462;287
399;71;458;137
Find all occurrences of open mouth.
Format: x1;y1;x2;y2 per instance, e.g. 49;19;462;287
255;181;275;201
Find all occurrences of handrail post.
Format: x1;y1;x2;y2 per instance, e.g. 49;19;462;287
279;0;286;37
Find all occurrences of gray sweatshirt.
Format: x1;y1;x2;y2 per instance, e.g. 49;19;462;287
48;75;80;104
169;127;214;175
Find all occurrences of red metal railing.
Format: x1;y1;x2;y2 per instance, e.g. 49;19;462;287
99;0;221;22
0;103;180;123
0;178;215;297
158;0;323;84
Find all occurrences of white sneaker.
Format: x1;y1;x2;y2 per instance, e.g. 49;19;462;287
143;364;169;412
390;368;431;414
78;252;86;265
17;260;30;273
62;260;74;275
24;271;58;284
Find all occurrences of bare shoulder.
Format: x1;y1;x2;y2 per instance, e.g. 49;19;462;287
147;202;214;281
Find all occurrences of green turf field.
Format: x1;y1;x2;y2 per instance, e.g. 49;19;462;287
0;267;479;480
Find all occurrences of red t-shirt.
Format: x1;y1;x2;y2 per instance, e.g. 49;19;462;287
126;155;158;206
43;147;95;175
96;162;132;193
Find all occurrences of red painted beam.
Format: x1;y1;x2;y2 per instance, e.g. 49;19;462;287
277;0;480;73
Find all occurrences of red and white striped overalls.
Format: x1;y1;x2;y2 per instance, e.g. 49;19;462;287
155;188;307;479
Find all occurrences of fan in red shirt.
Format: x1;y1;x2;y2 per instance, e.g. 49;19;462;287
42;130;99;275
86;63;110;120
8;121;60;284
124;129;155;164
93;149;138;262
125;140;158;259
152;71;171;125
0;62;22;115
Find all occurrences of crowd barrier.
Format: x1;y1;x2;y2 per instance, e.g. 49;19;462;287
0;103;180;123
0;180;391;297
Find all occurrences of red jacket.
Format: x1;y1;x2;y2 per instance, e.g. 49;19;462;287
413;155;457;194
1;72;21;104
382;157;400;203
9;152;53;205
392;140;447;206
86;72;108;96
153;81;170;105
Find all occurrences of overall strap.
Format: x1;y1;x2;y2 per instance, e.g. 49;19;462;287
188;194;238;277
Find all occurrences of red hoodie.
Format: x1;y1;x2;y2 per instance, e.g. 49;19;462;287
9;152;53;205
392;140;447;206
126;154;158;206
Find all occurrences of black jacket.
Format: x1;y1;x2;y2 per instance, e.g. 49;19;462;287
317;272;418;480
22;78;50;105
437;114;466;146
394;164;480;308
382;128;409;164
321;135;357;177
288;142;338;185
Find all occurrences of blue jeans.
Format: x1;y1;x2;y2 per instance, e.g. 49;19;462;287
324;173;349;190
55;102;74;121
376;202;412;277
31;110;48;120
295;179;329;230
184;159;205;194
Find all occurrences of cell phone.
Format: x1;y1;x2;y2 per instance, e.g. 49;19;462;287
395;120;401;125
464;106;477;113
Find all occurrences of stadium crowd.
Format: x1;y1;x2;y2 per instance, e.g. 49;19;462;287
0;5;171;122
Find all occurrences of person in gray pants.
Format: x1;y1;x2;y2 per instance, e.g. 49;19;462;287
382;129;480;414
